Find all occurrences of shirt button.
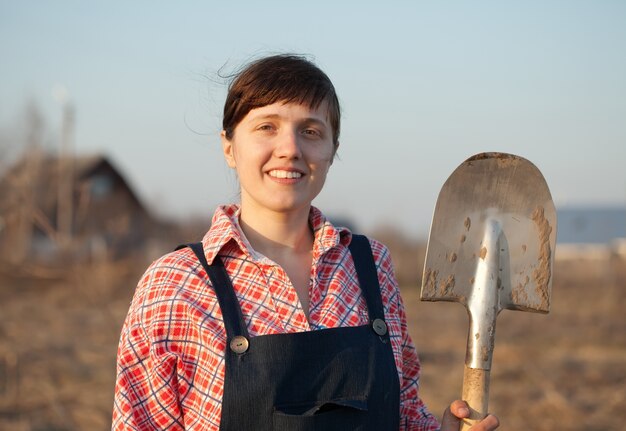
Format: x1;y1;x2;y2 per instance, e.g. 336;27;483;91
230;335;249;354
372;318;387;336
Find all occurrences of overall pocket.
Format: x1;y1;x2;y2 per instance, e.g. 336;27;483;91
272;398;368;431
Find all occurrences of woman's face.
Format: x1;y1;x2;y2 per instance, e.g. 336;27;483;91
222;101;336;217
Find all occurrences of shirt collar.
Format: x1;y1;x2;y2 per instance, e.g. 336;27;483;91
201;204;352;265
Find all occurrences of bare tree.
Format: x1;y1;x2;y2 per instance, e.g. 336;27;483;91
0;102;48;264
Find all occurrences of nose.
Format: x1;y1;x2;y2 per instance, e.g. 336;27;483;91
274;128;302;159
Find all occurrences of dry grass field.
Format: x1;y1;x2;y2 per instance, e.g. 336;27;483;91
410;255;626;430
0;250;624;430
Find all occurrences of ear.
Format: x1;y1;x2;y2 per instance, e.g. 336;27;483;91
221;130;237;168
330;141;340;165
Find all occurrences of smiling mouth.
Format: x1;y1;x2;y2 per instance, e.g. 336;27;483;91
268;170;303;179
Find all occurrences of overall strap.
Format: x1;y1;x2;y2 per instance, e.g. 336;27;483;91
177;243;249;339
348;235;386;324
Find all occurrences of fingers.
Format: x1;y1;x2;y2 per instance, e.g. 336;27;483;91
439;404;461;431
440;400;467;431
449;399;471;418
469;414;500;430
440;400;500;431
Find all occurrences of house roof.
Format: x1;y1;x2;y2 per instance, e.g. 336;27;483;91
0;152;147;215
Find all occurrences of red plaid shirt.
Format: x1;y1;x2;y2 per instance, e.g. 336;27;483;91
112;204;439;430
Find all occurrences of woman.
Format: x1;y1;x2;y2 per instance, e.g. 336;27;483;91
112;54;499;430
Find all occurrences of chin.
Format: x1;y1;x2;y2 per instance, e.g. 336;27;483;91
265;197;313;214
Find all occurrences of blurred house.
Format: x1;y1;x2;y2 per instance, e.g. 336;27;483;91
0;152;160;263
556;207;626;260
557;207;626;244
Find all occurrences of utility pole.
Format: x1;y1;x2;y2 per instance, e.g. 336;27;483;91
10;104;44;264
57;101;75;250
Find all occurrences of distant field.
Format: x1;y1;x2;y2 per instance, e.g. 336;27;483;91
407;257;626;430
0;254;624;430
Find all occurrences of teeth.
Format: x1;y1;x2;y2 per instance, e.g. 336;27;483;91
269;170;302;179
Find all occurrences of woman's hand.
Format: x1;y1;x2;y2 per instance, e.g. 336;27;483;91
440;400;500;430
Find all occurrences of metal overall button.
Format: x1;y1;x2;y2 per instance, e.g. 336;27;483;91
230;335;249;354
372;318;387;336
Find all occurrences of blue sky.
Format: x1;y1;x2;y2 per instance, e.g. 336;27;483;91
1;1;625;238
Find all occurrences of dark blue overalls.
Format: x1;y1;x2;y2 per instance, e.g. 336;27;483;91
182;235;400;430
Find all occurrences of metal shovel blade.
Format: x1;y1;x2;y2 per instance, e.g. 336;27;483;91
420;152;556;427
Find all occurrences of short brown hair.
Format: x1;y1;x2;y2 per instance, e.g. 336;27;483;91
222;54;341;146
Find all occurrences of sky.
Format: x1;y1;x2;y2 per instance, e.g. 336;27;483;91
1;1;625;239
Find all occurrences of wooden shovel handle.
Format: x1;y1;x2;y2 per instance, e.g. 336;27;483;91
460;366;491;431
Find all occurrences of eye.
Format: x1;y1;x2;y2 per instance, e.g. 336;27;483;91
302;128;322;138
255;123;276;134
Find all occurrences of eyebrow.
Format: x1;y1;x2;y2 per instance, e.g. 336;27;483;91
249;114;280;121
248;113;329;127
301;118;329;128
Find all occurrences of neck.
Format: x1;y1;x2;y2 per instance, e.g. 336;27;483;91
238;203;314;257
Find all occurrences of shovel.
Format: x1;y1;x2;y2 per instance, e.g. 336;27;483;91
420;152;556;430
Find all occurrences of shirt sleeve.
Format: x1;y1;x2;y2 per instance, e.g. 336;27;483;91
371;239;441;431
112;264;185;431
396;287;441;430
